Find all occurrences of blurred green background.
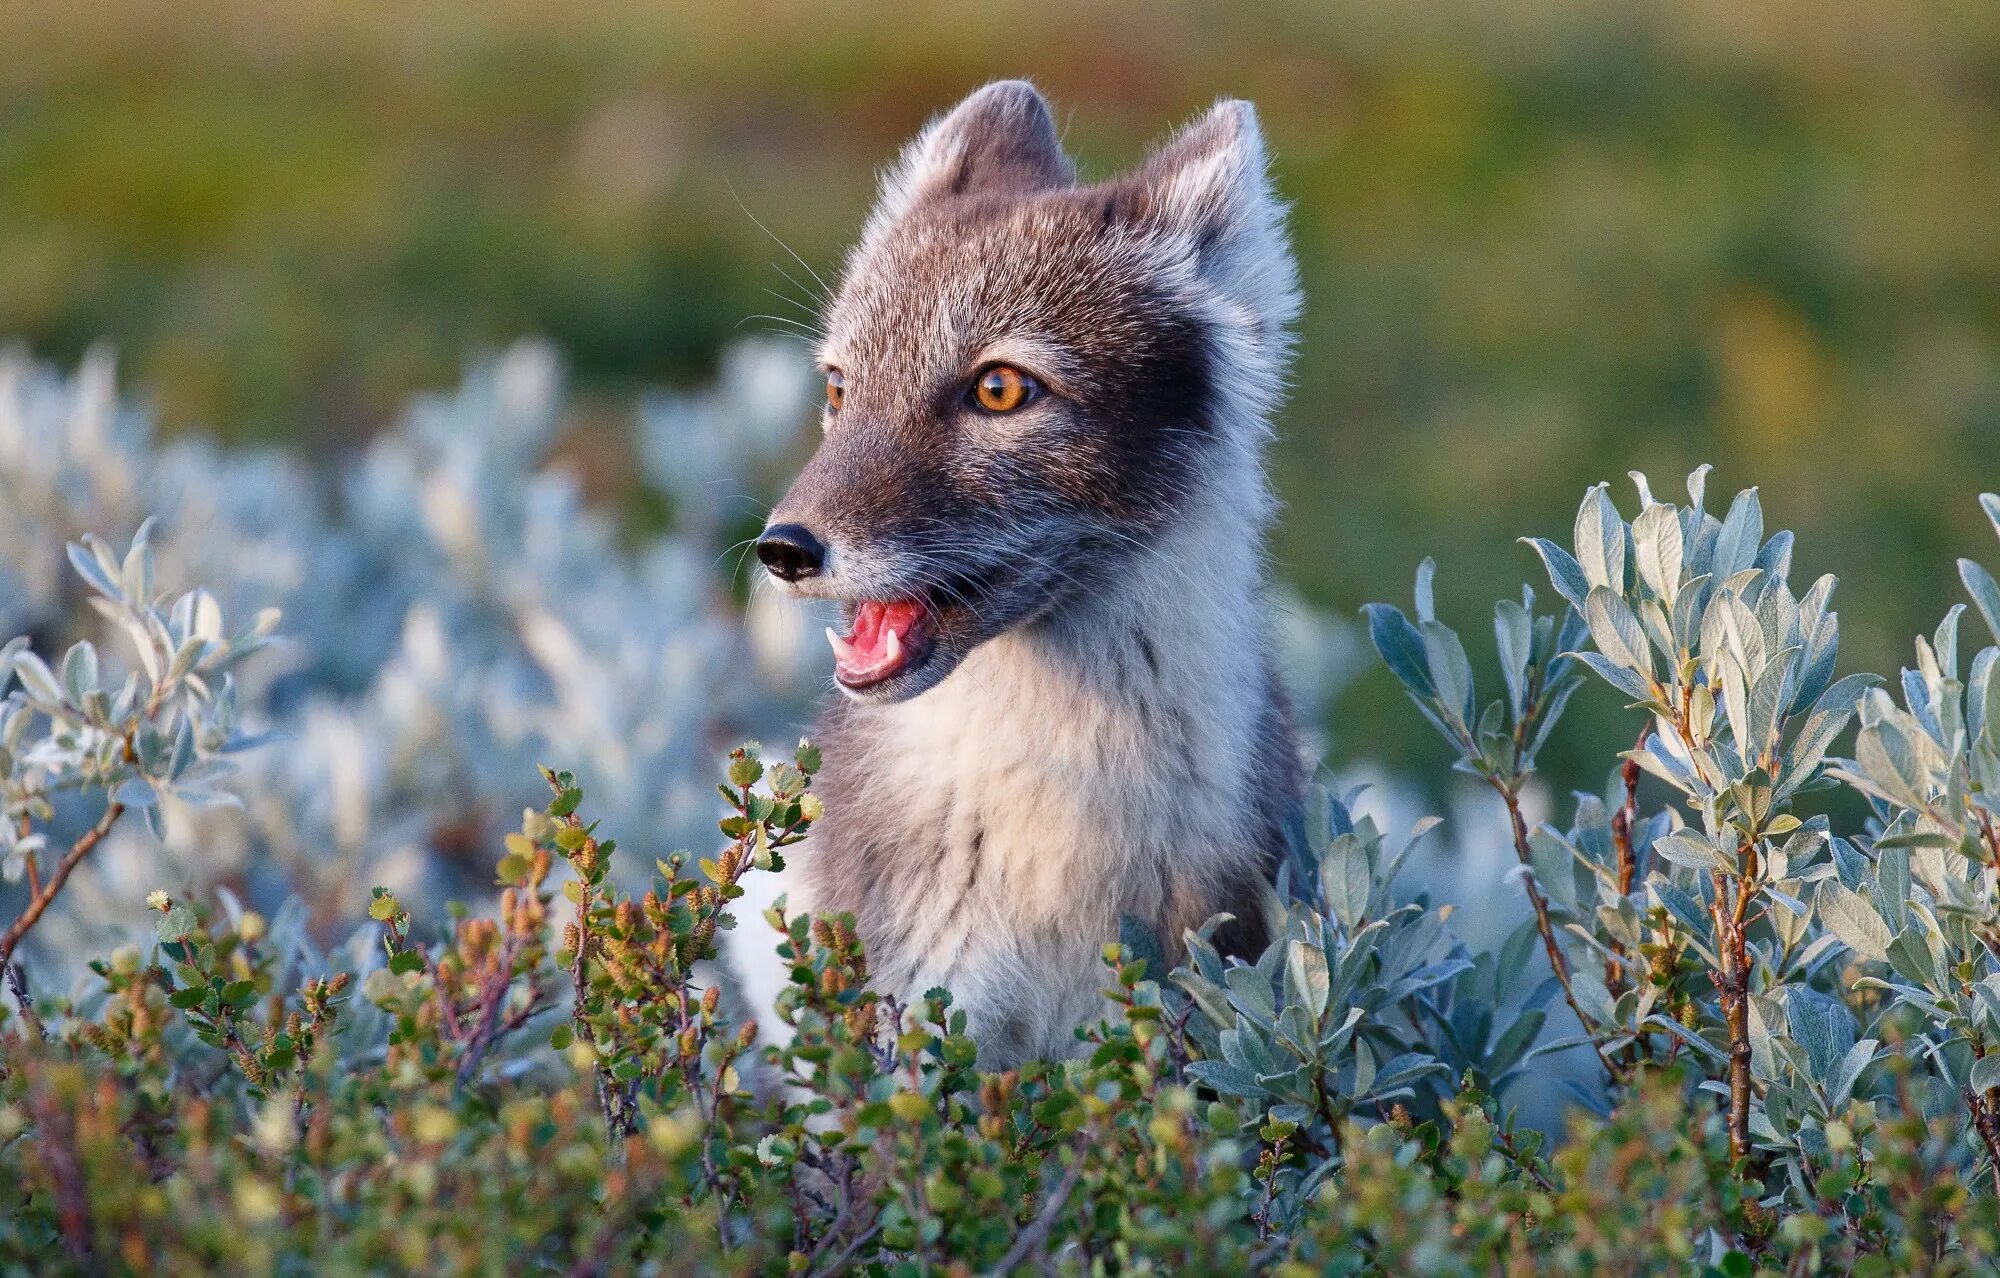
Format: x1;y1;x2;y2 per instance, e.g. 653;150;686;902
6;0;1999;791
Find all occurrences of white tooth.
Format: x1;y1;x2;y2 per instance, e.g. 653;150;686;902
884;626;902;666
825;627;859;666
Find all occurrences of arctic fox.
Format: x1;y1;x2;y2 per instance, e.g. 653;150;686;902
753;81;1303;1065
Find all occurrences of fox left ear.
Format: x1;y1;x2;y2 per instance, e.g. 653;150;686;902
871;80;1075;227
1125;100;1300;336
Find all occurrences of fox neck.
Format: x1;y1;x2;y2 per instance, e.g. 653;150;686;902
868;441;1275;898
806;425;1284;1064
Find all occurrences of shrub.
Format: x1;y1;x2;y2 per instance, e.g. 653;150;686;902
9;420;2000;1270
0;339;823;961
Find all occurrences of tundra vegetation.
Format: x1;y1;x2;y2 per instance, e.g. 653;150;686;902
6;349;2000;1273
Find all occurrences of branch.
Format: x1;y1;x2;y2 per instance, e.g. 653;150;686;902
30;1075;95;1265
4;959;47;1042
986;1135;1090;1277
1710;862;1756;1168
0;798;124;972
1496;783;1627;1085
1967;1084;2000;1199
455;931;529;1088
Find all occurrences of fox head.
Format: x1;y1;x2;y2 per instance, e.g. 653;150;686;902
758;80;1300;702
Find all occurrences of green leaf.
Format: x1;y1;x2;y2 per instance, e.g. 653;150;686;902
1961;557;2000;648
1359;1052;1448;1099
1320;834;1372;932
1777;673;1879;801
1571;651;1651;702
1711;487;1764;581
1815;882;1892;963
1421;619;1475;729
1362;604;1433;699
1521;537;1590;613
156;905;199;945
388;950;426;976
1632;500;1683;602
1286;939;1330;1021
1493;598;1532;720
1652;831;1735;874
1413;557;1438;623
1885;927;1940;990
1574;483;1627;595
1117;914;1164;984
1972;1053;2000;1095
1584;586;1653;682
1527;830;1579;913
1183;1061;1267;1099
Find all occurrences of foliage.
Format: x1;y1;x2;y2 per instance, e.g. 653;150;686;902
0;338;821;965
9;466;2000;1270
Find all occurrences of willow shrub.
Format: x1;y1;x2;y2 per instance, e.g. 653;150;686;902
6;474;2000;1275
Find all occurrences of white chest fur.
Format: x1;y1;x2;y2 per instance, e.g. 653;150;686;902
798;488;1273;1061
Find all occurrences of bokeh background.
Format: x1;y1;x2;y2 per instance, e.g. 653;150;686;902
6;0;2000;798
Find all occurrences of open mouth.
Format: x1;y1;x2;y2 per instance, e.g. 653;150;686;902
824;598;937;690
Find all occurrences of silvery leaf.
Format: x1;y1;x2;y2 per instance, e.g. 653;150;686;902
1573;483;1627;595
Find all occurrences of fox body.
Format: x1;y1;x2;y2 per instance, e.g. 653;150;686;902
755;81;1303;1064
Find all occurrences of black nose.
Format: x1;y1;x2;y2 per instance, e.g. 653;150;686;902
756;523;826;582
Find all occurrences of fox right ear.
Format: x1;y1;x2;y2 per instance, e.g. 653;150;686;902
870;81;1075;226
1122;99;1300;343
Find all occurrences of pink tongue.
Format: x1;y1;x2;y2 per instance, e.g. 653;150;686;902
827;598;926;682
850;599;923;662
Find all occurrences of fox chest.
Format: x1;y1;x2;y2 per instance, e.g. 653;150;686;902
799;648;1254;1059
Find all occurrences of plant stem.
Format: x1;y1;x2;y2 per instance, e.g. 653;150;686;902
0;799;123;972
986;1132;1090;1277
1710;860;1755;1167
1495;782;1626;1084
1966;1083;2000;1199
1608;726;1651;942
4;960;46;1042
1965;1040;2000;1199
456;931;528;1088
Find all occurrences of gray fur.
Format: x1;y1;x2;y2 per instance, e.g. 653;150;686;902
758;81;1304;1064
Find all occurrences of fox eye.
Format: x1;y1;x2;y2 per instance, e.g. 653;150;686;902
970;365;1039;414
824;368;846;411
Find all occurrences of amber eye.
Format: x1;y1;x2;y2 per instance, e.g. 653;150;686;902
824;368;845;411
970;365;1039;414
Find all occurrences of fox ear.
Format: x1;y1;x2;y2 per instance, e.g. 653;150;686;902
1124;100;1299;332
873;80;1074;223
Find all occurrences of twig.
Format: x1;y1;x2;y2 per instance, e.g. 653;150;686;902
1606;724;1652;996
1495;783;1627;1084
456;931;528;1088
30;1078;94;1265
1965;1086;2000;1200
1711;857;1756;1167
0;799;124;972
1612;723;1652;897
986;1138;1089;1277
4;960;47;1043
801;1155;860;1274
807;1221;884;1278
1491;1114;1557;1194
